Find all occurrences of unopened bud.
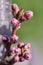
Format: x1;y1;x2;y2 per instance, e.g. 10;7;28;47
11;18;19;27
24;52;31;60
21;10;33;21
11;35;18;43
24;11;33;20
10;47;15;55
18;42;24;48
19;57;25;62
15;48;21;55
12;4;19;15
2;35;9;43
14;55;19;62
25;43;31;49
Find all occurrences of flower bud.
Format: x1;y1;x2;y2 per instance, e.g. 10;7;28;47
21;11;33;21
11;35;18;43
12;4;19;15
2;35;9;43
15;48;21;55
10;47;15;55
14;55;19;62
24;11;33;20
24;52;31;60
18;42;24;48
11;18;19;27
19;57;25;62
25;43;31;49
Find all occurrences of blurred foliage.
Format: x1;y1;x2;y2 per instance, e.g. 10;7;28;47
12;0;43;52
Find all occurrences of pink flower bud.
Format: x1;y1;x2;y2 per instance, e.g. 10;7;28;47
15;48;21;55
18;42;24;48
16;23;21;30
2;35;9;43
12;4;19;15
19;57;25;62
11;18;19;27
24;52;31;60
11;35;18;43
10;47;15;55
14;55;19;62
25;43;31;49
24;11;33;20
21;11;33;21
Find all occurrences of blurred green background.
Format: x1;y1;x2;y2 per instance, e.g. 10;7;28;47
12;0;43;53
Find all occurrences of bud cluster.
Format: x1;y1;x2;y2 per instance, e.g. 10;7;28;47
1;3;33;65
10;42;31;62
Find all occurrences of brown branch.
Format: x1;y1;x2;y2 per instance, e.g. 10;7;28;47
2;23;19;65
2;8;23;65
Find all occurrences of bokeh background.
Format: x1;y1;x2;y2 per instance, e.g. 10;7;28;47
12;0;43;51
12;0;43;65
